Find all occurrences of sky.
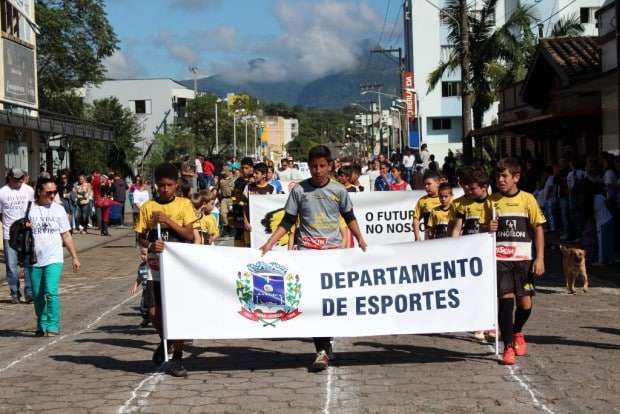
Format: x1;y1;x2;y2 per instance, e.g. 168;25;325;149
103;0;405;83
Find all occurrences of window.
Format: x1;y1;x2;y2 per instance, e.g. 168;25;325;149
1;0;21;38
441;81;461;97
431;118;452;130
580;8;590;23
131;99;151;115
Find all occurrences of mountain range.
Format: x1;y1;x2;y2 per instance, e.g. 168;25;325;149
178;54;402;109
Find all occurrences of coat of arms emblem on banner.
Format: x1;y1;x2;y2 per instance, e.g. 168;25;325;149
236;261;302;326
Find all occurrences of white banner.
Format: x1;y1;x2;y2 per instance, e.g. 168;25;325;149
160;233;497;340
249;190;463;249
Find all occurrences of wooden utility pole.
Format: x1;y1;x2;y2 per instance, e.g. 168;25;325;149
460;0;473;163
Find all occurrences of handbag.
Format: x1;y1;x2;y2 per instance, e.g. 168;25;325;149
8;202;37;266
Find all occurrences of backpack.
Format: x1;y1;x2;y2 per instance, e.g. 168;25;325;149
8;202;37;266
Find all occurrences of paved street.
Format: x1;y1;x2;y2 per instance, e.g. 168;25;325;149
0;232;619;413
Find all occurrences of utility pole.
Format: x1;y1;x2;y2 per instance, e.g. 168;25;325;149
361;83;385;155
460;0;473;164
616;0;620;152
189;66;199;96
214;99;220;154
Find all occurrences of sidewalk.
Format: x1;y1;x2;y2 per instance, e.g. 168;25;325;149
0;226;135;290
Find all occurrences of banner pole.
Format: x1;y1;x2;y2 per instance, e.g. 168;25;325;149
491;233;499;356
157;222;168;362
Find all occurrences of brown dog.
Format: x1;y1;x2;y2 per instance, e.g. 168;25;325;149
559;245;589;293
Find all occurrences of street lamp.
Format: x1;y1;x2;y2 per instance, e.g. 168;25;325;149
233;108;246;158
57;144;67;168
215;98;224;154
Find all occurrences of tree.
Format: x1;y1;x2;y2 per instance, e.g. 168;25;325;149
71;98;140;176
427;0;536;152
36;0;118;112
550;14;585;37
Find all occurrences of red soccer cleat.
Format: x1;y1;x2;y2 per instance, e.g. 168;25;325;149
512;332;528;356
502;346;516;365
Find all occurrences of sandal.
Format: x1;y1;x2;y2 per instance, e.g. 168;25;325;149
45;332;59;337
35;330;45;337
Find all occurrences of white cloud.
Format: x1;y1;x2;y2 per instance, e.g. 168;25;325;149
153;25;238;72
103;50;147;79
215;0;382;83
169;0;222;11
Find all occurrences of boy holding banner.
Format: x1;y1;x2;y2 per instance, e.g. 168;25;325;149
259;145;367;372
135;163;199;377
489;158;546;365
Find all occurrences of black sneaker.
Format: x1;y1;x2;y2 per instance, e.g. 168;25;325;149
166;359;188;378
311;350;329;372
152;341;165;365
139;319;150;328
10;296;20;304
24;296;33;304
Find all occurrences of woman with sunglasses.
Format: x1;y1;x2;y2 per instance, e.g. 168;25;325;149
25;178;81;337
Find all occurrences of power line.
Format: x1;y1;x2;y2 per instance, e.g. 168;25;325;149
385;1;404;47
377;0;392;46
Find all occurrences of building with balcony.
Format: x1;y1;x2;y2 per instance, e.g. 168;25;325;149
410;0;606;162
0;0;112;180
84;78;195;160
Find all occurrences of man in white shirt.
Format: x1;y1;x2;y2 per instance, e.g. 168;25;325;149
418;144;431;172
195;154;205;190
0;168;35;303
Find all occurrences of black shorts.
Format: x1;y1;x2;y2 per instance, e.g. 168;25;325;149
497;261;535;297
144;280;161;308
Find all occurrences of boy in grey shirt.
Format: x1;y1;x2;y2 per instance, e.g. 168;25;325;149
260;145;367;371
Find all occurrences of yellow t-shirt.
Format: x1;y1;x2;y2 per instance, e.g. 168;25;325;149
134;197;198;280
450;194;468;220
193;213;219;244
135;197;198;241
455;197;492;235
413;195;441;225
489;190;546;261
428;205;451;238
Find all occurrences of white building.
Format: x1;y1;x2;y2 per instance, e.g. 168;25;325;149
411;0;606;161
84;78;195;157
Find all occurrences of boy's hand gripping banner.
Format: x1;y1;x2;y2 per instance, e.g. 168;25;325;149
160;233;496;340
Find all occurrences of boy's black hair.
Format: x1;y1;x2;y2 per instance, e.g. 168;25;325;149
470;168;490;187
253;162;268;175
380;161;391;169
390;164;403;174
351;163;362;175
154;163;179;181
308;145;332;162
241;157;254;167
337;165;353;177
497;157;522;176
423;170;440;181
179;178;192;198
438;183;453;193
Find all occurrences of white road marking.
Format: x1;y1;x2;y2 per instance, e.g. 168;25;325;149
487;345;555;414
117;371;165;414
322;339;336;414
0;293;139;374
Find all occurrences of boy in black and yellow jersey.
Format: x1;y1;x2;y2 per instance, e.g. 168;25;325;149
451;169;492;237
231;157;254;247
413;170;441;241
489;158;546;366
135;163;199;377
427;183;452;239
448;167;473;234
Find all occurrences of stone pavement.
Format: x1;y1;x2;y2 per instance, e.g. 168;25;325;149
0;233;618;413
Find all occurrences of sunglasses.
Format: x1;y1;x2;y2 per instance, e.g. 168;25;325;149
45;190;58;196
